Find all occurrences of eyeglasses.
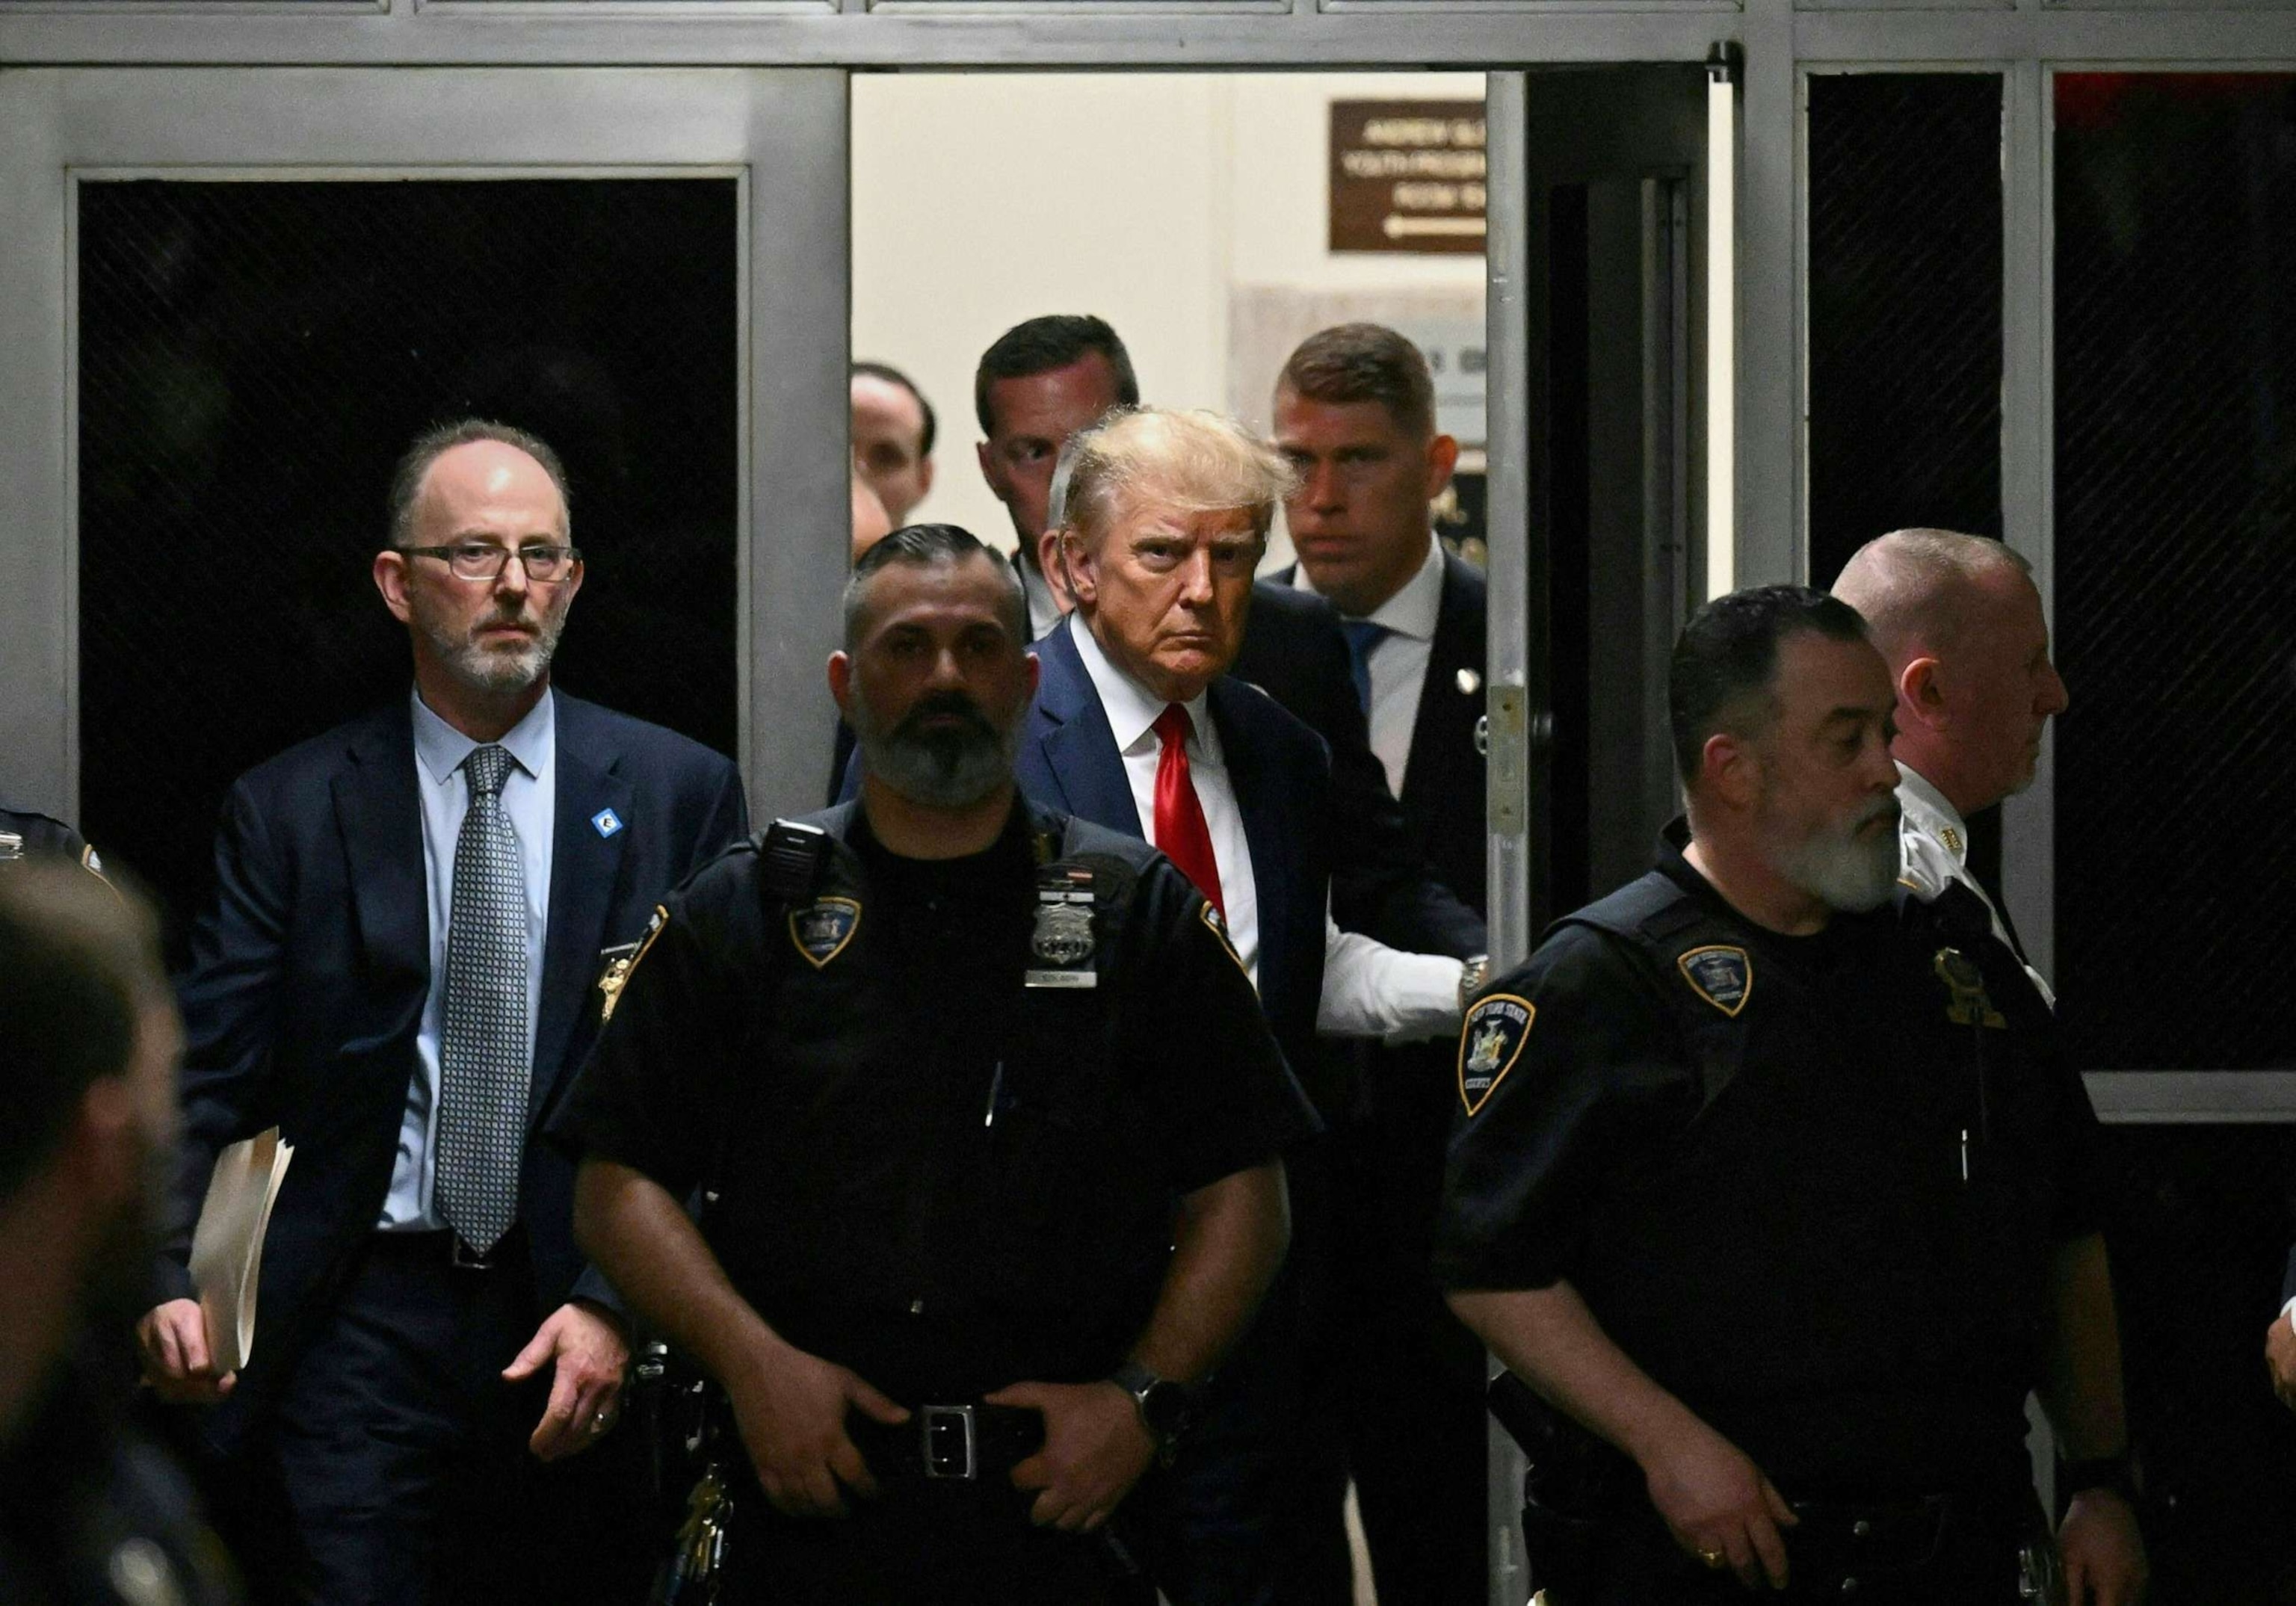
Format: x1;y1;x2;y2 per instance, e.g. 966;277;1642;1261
398;543;581;583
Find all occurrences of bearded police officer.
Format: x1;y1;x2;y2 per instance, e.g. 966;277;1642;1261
555;524;1315;1604
1438;586;2144;1604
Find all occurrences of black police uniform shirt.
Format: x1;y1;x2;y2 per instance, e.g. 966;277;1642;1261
0;1353;240;1606
552;797;1318;1407
1434;826;2107;1502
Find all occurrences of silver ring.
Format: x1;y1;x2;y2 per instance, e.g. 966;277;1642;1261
589;1410;611;1436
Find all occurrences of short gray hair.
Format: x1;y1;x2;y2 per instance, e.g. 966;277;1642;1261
1052;407;1297;550
1830;527;2031;661
388;419;572;549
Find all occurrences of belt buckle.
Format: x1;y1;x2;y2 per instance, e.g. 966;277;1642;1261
449;1238;493;1271
922;1404;977;1480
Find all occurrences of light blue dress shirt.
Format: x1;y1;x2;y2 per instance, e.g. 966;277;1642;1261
377;688;557;1232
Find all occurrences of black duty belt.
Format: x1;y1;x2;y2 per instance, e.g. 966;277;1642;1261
1785;1495;1954;1573
852;1403;1044;1485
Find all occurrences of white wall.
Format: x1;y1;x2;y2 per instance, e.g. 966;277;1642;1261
851;70;1484;551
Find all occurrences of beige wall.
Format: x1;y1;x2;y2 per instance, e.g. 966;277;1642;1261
851;70;1485;552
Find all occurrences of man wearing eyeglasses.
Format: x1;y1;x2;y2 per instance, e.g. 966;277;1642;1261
137;420;749;1605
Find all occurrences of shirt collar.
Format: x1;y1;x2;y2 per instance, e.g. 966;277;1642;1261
1292;532;1443;641
411;685;555;789
1895;762;1967;863
1016;551;1062;641
1067;614;1215;759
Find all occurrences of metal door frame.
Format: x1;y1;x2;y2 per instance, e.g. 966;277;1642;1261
0;66;848;822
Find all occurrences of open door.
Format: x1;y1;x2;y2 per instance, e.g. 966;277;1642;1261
1483;61;1717;1605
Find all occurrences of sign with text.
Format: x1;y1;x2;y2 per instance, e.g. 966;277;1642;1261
1329;100;1487;256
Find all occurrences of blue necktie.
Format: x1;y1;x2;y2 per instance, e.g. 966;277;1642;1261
1340;620;1389;717
435;743;529;1256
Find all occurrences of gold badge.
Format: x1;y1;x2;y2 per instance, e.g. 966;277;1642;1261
1677;945;1753;1017
1459;994;1534;1116
1934;946;2005;1028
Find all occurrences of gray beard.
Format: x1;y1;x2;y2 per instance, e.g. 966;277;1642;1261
850;698;1019;810
1772;797;1903;913
421;610;563;695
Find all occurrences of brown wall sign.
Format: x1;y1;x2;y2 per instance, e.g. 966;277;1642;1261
1329;99;1487;256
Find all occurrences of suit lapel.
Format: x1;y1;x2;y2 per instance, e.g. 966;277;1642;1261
1211;680;1293;996
1030;623;1143;837
333;705;429;999
532;699;632;1121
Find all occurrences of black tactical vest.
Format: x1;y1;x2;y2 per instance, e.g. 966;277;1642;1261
1555;868;2073;1498
701;806;1184;1403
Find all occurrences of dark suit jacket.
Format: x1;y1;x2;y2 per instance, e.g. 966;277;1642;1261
1390;550;1490;918
164;691;748;1454
1235;578;1484;954
1020;619;1329;1072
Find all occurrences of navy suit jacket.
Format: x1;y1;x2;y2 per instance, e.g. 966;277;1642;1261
1021;620;1330;1073
164;691;747;1453
1389;550;1490;919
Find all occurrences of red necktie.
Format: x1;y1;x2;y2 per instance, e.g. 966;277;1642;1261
1152;703;1226;918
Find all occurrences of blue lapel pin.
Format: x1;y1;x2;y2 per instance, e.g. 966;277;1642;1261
591;808;624;839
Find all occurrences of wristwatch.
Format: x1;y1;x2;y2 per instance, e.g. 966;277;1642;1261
1111;1361;1197;1463
1457;954;1490;1012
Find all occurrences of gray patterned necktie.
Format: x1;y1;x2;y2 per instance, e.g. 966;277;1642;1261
435;742;529;1256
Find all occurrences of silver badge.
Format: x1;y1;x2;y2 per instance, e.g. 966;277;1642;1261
1026;897;1098;989
1032;901;1094;966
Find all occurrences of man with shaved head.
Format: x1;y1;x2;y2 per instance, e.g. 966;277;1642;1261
1831;528;2069;999
139;419;748;1604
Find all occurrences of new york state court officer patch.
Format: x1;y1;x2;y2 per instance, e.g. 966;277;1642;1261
1677;945;1753;1017
1459;994;1534;1116
790;897;861;970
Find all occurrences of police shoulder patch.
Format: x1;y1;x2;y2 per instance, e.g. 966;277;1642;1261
1200;901;1247;973
790;896;861;969
1676;945;1753;1017
599;905;670;1025
1458;993;1534;1117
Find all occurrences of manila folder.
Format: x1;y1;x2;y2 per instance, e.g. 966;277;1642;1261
188;1127;294;1375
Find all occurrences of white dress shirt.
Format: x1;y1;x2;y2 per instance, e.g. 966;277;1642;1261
1894;761;2055;1009
381;687;557;1231
1067;616;1460;1040
1292;534;1444;799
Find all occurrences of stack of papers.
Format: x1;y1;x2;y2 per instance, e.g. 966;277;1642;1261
188;1127;295;1374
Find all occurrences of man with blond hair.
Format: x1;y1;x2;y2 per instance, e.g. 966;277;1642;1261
1025;406;1473;1605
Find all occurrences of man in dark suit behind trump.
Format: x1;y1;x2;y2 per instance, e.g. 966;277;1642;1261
1271;323;1494;1604
135;420;749;1604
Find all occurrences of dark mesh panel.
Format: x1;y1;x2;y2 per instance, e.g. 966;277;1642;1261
77;179;740;954
2055;77;2296;1072
1806;73;2005;587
